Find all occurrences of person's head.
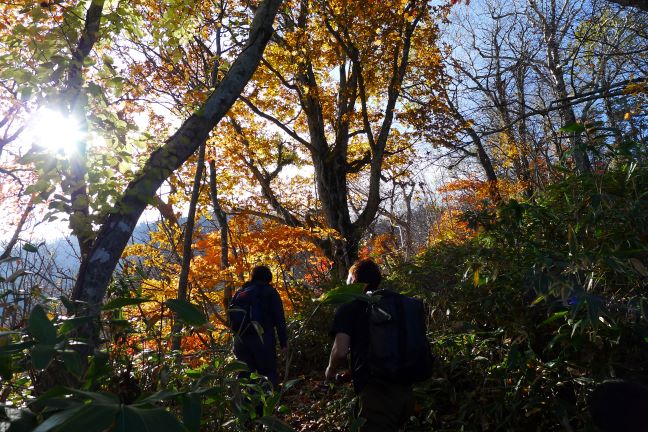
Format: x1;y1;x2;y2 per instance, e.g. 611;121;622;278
250;265;272;285
347;259;382;292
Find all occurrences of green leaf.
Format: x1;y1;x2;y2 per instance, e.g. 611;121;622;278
182;393;202;432
30;344;55;370
164;300;207;326
23;243;39;253
84;351;110;387
222;360;249;375
114;405;188;432
0;352;13;380
281;378;302;392
33;402;119;432
317;283;369;305
530;295;546;306
540;311;568;326
560;122;586;133
60;350;83;377
58;316;94;335
102;297;153;310
0;341;35;354
68;389;120;405
32;386;76;408
28;305;57;344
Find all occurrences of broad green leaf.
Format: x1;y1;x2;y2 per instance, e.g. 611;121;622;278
33;403;119;432
28;305;57;345
58;316;94;335
165;300;207;326
0;352;13;380
30;344;55;370
68;389;120;405
317;283;369;305
84;351;110;387
222;360;249;375
60;350;83;377
182;393;202;432
114;405;188;432
0;341;35;354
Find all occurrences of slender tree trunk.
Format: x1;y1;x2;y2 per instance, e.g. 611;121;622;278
208;159;232;309
514;62;534;195
171;143;205;352
529;0;592;173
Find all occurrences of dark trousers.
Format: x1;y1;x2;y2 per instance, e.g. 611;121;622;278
233;335;279;388
358;379;414;432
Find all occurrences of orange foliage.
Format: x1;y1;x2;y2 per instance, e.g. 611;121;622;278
360;232;402;267
430;178;527;244
121;211;333;364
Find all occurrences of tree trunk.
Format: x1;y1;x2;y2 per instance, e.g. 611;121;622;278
170;143;205;353
65;0;105;259
529;0;592;173
208;159;232;309
70;0;284;346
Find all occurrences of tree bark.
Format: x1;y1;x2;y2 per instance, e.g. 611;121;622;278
170;143;205;353
528;0;592;173
70;0;284;342
208;160;232;309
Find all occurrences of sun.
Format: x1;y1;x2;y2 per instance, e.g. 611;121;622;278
29;108;84;155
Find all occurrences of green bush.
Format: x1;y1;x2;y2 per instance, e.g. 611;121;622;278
390;164;648;431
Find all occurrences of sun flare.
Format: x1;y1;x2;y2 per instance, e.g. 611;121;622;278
29;108;84;155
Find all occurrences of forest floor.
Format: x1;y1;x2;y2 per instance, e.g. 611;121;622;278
280;372;355;431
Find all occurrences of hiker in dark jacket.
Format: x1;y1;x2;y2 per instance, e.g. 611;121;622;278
325;259;414;432
232;265;287;388
589;379;648;432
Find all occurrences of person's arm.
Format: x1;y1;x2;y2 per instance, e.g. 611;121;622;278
270;288;288;349
325;332;350;381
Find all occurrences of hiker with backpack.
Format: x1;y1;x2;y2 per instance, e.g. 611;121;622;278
230;265;287;388
325;259;434;432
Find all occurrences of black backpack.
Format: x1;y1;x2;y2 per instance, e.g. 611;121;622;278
228;284;266;338
366;289;434;384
